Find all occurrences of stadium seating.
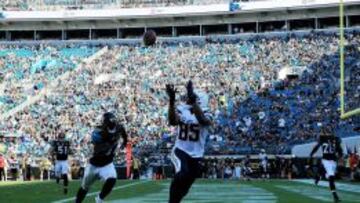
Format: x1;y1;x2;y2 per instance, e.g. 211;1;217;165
0;44;98;115
0;30;359;160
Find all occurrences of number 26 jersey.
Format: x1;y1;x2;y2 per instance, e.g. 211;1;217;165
319;135;342;161
174;104;212;158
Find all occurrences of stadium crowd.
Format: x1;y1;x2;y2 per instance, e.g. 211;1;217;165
0;30;359;180
0;44;98;114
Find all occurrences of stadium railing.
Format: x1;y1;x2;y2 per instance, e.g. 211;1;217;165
1;28;358;46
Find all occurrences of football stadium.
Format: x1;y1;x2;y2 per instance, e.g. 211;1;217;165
0;0;359;203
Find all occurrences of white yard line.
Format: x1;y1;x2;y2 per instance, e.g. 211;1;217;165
294;179;360;193
52;181;148;203
109;183;277;203
276;185;333;202
275;179;360;202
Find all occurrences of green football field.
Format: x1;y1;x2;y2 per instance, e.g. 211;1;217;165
0;179;359;203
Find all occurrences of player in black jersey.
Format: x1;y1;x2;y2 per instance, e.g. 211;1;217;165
75;112;127;203
51;132;71;194
310;130;343;203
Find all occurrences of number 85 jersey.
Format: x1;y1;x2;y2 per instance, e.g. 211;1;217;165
174;104;212;158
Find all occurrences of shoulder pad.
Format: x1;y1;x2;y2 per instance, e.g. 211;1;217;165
335;136;341;142
92;129;103;143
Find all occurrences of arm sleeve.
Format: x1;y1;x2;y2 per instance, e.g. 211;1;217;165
91;129;102;144
310;142;321;157
168;102;180;126
120;125;128;146
203;110;213;121
192;104;212;126
50;141;56;155
336;137;343;157
66;141;73;155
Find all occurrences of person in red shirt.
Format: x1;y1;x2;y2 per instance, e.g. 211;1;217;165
8;155;19;181
0;153;5;181
349;152;359;181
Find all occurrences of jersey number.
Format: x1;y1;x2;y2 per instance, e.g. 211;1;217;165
58;145;68;155
322;142;334;154
179;124;200;142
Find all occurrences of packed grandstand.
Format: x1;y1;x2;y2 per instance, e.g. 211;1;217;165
0;0;359;181
0;31;358;160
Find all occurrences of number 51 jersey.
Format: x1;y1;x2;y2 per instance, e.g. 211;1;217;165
174;104;212;158
53;140;70;161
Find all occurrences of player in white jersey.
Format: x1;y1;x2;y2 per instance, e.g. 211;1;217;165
166;80;212;203
259;149;269;179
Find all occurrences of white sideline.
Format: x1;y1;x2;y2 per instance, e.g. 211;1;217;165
52;181;148;203
109;183;277;203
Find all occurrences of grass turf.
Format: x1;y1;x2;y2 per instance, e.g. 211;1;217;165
0;179;359;203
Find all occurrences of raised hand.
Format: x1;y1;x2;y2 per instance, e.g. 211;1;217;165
186;80;197;104
166;84;176;103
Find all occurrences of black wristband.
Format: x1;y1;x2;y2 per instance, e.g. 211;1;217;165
188;93;197;104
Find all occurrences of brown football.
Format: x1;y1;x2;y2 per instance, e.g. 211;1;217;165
143;30;157;46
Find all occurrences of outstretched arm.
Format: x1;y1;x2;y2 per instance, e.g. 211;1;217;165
310;143;321;158
50;141;56;159
336;137;343;158
166;84;179;126
120;125;128;147
186;80;211;126
191;102;212;126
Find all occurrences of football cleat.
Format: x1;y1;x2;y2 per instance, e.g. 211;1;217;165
333;192;341;203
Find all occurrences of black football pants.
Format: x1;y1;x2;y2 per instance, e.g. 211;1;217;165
169;148;202;203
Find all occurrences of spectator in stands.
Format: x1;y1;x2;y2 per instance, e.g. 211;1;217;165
78;154;86;179
285;159;293;180
0;30;358;173
70;160;80;180
350;150;359;181
39;156;52;181
0;153;5;181
8;155;19;181
234;162;241;179
224;163;233;179
209;160;217;179
242;155;252;180
132;156;141;179
274;156;282;178
20;155;27;181
23;155;32;181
